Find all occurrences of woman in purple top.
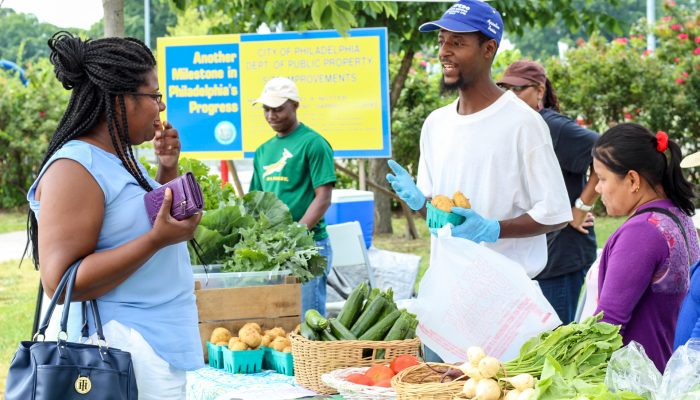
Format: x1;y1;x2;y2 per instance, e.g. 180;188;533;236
592;123;699;372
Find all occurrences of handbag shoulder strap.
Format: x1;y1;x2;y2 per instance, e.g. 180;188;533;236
633;206;692;265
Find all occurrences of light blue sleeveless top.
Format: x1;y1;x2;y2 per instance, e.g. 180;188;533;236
28;140;203;370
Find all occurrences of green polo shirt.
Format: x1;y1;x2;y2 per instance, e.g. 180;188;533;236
250;123;336;241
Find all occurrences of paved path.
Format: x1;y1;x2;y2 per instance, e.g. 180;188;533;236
0;230;27;263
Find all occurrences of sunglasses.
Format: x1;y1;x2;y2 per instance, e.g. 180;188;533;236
497;83;538;92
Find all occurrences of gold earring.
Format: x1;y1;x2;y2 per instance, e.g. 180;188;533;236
634;186;640;193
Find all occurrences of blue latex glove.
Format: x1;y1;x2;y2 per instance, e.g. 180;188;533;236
444;207;500;243
386;160;426;211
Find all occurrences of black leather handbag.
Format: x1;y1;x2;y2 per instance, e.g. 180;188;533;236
4;260;138;399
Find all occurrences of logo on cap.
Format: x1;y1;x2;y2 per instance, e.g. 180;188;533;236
446;4;470;16
486;19;501;35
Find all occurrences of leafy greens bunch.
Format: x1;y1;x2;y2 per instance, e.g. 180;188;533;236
194;191;326;283
503;313;623;384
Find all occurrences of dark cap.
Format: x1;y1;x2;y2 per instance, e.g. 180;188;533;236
498;60;547;87
419;0;503;45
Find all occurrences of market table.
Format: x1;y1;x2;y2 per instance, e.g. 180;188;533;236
186;367;344;400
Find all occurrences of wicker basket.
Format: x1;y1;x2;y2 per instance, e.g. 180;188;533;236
289;332;421;394
321;367;397;400
391;362;466;400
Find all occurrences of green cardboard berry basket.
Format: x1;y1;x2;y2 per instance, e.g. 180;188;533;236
206;341;224;369
426;203;465;229
262;346;294;376
222;347;265;374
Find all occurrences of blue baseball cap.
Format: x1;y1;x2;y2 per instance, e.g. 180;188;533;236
419;0;503;45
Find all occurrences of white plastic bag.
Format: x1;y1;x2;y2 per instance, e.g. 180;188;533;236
656;339;700;399
413;228;561;362
605;341;661;400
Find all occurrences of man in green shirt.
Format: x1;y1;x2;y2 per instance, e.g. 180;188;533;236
250;77;337;317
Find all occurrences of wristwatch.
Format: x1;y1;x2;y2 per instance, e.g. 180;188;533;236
574;197;593;212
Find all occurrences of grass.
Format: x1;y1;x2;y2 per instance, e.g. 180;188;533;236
0;259;39;394
0;209;26;234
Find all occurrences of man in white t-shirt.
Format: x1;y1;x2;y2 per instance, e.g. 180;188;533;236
387;0;572;278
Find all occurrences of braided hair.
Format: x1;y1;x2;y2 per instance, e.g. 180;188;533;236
26;31;157;269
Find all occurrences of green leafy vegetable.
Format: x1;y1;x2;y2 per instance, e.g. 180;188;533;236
503;313;623;385
533;356;644;400
194;191;325;282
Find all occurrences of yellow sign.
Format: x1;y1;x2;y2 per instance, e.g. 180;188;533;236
157;29;390;160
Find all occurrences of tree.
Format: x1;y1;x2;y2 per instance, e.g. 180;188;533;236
103;0;125;37
510;0;643;59
172;0;621;235
88;0;177;47
0;8;62;62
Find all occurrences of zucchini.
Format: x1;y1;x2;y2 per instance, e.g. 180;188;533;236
379;301;398;320
350;295;387;337
329;318;357;340
384;311;412;341
300;321;320;341
358;309;402;341
320;328;338;341
337;282;368;328
406;317;419;339
305;309;329;331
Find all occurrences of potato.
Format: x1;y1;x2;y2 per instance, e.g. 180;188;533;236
215;341;228;346
282;346;292;353
241;322;262;334
431;195;455;212
453;191;471;209
271;336;291;352
261;334;274;347
239;329;262;349
268;327;286;338
210;327;232;344
229;341;248;351
228;337;241;348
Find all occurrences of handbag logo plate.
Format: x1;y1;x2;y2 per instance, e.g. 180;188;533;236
75;376;92;394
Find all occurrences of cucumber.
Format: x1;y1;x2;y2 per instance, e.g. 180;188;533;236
329;318;357;340
320;328;338;341
358;309;402;341
305;309;329;331
406;317;419;339
337;282;368;328
299;321;320;341
350;295;387;337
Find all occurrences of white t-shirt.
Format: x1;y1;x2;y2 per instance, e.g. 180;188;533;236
417;91;572;277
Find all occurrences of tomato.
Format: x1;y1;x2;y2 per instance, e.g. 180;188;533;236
373;378;393;388
390;354;420;374
364;365;395;384
346;373;373;386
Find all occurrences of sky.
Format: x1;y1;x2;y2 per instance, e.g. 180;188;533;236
2;0;103;30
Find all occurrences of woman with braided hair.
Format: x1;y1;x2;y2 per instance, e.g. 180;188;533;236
26;32;202;398
592;123;699;371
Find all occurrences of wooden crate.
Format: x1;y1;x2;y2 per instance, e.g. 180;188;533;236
195;276;301;361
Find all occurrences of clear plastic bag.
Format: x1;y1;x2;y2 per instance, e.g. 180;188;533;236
605;341;661;400
656;339;700;400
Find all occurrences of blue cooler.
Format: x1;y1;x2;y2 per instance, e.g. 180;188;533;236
324;189;375;248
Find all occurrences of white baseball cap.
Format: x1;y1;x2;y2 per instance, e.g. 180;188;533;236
252;77;300;108
681;150;700;168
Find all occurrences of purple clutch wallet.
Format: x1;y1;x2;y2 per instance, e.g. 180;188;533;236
144;172;204;225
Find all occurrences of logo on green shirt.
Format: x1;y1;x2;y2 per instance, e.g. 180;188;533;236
263;148;294;182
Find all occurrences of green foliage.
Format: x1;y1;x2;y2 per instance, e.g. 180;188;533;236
510;0;643;60
545;1;700;165
0;59;70;208
545;34;676;134
0;8;62;62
